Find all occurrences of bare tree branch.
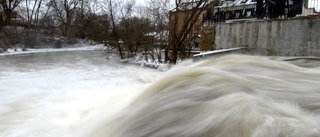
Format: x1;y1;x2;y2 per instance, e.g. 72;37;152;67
0;0;23;25
50;0;78;37
170;0;219;64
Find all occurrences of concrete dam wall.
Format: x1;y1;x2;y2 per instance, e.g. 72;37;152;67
209;18;320;56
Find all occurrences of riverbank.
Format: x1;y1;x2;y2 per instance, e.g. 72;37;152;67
0;44;112;57
0;44;172;72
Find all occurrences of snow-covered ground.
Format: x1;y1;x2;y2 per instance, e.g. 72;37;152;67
0;50;162;137
0;44;112;56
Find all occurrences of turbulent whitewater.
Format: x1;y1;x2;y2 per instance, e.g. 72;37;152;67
1;53;320;137
0;51;161;137
94;55;320;137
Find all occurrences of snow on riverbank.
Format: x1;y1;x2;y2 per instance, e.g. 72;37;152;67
0;44;111;57
118;58;171;72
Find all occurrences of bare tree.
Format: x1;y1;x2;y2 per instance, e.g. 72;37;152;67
107;0;125;59
169;0;219;64
85;14;110;43
119;4;157;60
24;0;43;48
0;5;2;28
0;0;23;25
118;0;135;57
75;0;98;39
105;0;139;59
50;0;78;37
25;0;43;26
121;16;153;60
146;0;172;63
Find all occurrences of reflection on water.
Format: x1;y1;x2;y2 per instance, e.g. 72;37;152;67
102;55;320;137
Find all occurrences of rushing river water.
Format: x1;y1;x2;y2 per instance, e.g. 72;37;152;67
0;51;161;137
1;52;320;137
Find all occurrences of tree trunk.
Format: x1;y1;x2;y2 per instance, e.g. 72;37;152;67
4;10;12;25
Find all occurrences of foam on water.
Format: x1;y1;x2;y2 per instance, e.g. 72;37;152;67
2;53;320;137
99;55;320;137
0;51;161;137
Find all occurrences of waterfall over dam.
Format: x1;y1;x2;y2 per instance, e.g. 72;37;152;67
1;52;320;137
95;55;320;137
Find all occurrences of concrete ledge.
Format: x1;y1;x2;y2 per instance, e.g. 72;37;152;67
193;46;251;61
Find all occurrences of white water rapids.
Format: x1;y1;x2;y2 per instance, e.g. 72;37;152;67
0;51;161;137
1;52;320;137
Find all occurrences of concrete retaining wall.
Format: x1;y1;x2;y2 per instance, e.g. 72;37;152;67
211;18;320;56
